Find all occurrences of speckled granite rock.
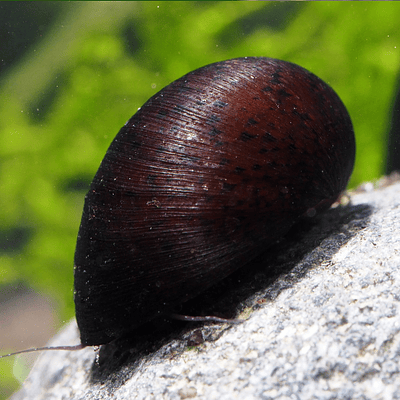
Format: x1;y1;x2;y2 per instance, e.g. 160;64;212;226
11;179;400;400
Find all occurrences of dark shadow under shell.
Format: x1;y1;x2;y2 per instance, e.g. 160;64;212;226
74;57;355;346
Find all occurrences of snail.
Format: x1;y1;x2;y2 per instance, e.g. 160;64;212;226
1;57;355;358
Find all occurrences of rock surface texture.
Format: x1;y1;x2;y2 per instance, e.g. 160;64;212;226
11;179;400;400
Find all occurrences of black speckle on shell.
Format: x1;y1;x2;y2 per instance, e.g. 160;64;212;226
74;57;355;346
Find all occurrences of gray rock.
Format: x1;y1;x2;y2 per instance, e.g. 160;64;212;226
11;180;400;400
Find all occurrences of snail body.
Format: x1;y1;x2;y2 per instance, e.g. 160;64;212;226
73;57;355;347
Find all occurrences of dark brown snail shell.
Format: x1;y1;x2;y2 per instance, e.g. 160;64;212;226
73;57;355;347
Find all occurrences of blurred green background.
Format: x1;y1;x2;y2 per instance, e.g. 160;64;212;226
1;2;399;398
